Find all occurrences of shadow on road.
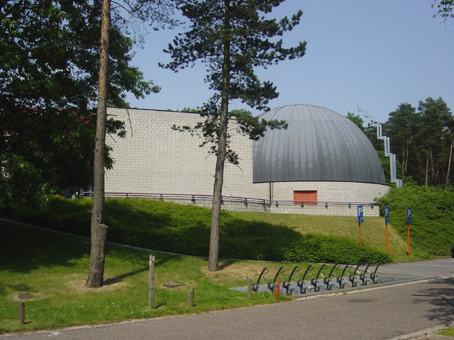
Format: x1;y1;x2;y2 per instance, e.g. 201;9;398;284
412;277;454;326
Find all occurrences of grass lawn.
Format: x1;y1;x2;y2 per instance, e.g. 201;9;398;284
0;198;430;334
438;325;454;336
1;220;298;334
229;211;418;261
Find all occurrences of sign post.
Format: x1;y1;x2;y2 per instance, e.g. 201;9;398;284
357;206;364;247
406;208;412;257
384;207;390;254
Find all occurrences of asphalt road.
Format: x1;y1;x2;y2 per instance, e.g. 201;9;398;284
2;259;454;340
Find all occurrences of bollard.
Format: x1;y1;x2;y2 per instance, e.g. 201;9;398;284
274;279;281;299
188;287;194;307
149;254;155;309
247;278;253;299
18;302;25;324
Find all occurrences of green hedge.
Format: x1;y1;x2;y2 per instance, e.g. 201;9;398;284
281;235;391;263
3;197;390;263
377;184;454;256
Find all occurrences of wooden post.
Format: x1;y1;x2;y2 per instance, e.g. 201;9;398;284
18;302;25;324
188;287;194;307
148;254;155;309
247;278;253;299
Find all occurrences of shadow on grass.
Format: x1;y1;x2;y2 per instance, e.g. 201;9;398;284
3;198;307;262
0;221;89;275
218;261;237;270
103;267;148;286
2;198;390;268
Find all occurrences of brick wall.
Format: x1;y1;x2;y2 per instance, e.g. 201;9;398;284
105;108;253;197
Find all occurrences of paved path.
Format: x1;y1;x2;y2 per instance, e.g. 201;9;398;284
379;259;454;279
2;259;454;340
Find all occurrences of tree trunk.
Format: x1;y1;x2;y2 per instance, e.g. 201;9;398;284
401;143;406;177
405;141;409;176
446;139;453;189
208;0;230;272
86;0;110;288
425;156;429;187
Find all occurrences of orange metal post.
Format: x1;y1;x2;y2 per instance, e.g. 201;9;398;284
359;222;362;247
385;223;389;254
407;223;411;257
274;279;281;299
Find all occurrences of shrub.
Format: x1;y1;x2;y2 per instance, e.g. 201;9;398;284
377;184;454;256
281;235;391;264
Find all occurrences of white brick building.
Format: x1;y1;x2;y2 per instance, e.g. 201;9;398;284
105;105;389;217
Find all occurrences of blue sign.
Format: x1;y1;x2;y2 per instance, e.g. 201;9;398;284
357;205;363;218
384;207;390;223
358;218;364;224
407;208;412;224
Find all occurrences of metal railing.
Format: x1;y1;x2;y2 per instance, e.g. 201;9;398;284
80;191;379;209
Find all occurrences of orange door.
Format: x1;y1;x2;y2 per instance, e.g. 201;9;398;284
294;191;317;205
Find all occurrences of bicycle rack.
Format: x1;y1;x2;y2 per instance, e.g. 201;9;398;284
349;262;364;287
270;267;285;293
324;263;340;290
370;261;385;284
296;265;314;294
360;262;375;285
337;263;352;288
252;267;269;293
282;266;300;295
311;264;327;292
250;260;386;295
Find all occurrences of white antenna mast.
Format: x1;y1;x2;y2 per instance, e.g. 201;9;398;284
358;105;402;188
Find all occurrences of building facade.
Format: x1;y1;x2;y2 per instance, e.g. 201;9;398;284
105;105;389;217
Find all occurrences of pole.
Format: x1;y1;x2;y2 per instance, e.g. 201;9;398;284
359;222;362;247
188;287;194;307
247;278;253;299
149;254;155;309
18;302;25;324
407;223;411;257
274;279;281;299
385;222;389;254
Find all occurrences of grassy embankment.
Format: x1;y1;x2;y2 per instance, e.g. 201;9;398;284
1;189;449;334
1;219;295;334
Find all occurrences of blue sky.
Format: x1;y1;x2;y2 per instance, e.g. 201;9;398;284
125;1;454;125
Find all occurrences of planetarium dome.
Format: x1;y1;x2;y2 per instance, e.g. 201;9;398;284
253;104;385;184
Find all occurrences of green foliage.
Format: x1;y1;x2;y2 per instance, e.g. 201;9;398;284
345;112;365;131
163;0;306;110
4;197;391;263
161;0;305;164
380;98;453;186
377;184;454;256
0;0;160;203
432;0;454;19
281;235;391;264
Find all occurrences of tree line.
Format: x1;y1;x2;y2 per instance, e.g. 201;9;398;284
348;97;453;188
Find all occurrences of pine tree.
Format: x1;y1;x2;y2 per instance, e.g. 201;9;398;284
161;0;306;270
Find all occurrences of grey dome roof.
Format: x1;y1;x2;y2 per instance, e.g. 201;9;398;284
252;104;385;184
